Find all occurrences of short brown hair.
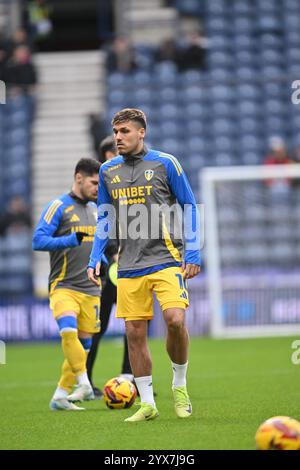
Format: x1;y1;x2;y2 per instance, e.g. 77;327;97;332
74;158;100;176
112;108;147;129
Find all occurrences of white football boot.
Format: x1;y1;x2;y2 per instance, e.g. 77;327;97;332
49;398;85;411
67;384;94;402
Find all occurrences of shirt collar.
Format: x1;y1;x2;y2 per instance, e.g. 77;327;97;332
68;191;89;205
122;145;148;162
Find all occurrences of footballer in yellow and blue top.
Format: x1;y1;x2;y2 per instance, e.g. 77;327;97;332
33;191;101;333
89;147;201;320
33;158;107;410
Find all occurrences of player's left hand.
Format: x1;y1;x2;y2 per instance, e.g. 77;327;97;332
182;263;201;280
87;262;101;286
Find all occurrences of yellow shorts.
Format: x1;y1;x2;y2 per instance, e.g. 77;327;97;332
50;288;101;333
116;266;189;321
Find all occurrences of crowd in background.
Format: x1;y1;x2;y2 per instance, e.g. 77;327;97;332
106;30;207;75
0;28;37;94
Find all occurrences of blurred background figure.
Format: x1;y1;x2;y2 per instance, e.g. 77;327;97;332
0;195;31;237
263;136;292;193
88;113;106;159
106;36;137;74
154;37;180;65
26;0;53;43
176;30;207;72
3;45;37;94
97;134;117;163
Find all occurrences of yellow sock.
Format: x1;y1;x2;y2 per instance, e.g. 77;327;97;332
61;331;86;377
58;349;90;392
58;359;76;392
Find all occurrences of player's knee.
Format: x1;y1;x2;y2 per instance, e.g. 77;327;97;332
57;315;77;335
165;313;185;332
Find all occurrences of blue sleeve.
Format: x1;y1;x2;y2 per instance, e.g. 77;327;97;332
88;166;115;269
165;158;201;266
32;200;79;251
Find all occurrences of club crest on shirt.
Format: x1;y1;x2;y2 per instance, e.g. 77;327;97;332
145;169;154;181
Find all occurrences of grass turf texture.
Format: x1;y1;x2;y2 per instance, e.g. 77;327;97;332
1;336;299;450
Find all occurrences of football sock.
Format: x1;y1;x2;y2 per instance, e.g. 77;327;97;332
134;376;155;406
53;386;69;400
77;371;91;386
61;331;87;377
58;359;76;392
119;373;134;382
171;361;188;388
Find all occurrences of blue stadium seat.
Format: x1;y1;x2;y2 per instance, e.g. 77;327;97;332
211;68;233;81
233;35;256;51
235;50;257;67
185;103;209;119
232;1;254;14
212;119;236;136
159;103;178;120
157;87;178;104
206;0;227;15
185;120;207;136
179;70;202;86
237;84;261;101
160;121;181;138
284;13;300;30
209;51;234;68
239;117;262;134
211;102;235;118
236;66;258;80
108;89;127;105
233;17;255;34
211;85;235;101
132;71;152;87
182;85;207;103
206;17;230;33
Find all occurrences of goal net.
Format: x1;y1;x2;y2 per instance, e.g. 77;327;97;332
201;164;300;338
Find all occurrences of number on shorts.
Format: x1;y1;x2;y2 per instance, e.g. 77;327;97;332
94;305;100;321
175;273;187;290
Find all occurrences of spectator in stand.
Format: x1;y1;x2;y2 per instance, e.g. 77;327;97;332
263;136;292;192
26;0;53;42
292;145;300;164
154;38;180;65
0;33;10;80
3;45;37;94
0;195;31;237
10;29;33;54
106;37;137;74
177;30;207;72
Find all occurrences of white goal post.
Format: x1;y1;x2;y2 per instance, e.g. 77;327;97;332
201;164;300;338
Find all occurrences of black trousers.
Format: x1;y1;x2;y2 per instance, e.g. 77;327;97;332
86;277;132;386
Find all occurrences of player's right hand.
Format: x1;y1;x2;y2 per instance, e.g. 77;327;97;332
87;262;101;286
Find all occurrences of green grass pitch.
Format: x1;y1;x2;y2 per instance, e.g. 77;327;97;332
1;336;299;450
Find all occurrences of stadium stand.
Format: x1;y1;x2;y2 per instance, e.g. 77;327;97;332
106;0;300;193
103;0;300;296
0;93;33;295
